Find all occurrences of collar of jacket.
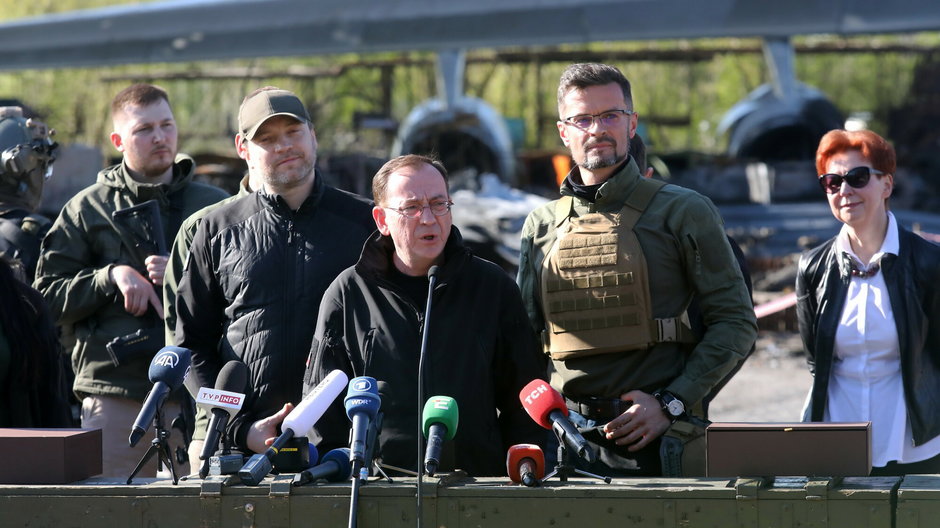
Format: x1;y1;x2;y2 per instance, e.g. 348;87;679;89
98;154;196;203
257;168;325;216
355;224;471;284
560;156;642;213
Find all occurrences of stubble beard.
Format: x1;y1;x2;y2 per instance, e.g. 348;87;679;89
262;156;315;190
133;155;175;182
579;138;628;171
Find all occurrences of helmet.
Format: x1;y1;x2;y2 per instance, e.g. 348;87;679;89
0;106;58;211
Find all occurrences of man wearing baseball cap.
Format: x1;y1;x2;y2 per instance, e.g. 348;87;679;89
175;87;375;457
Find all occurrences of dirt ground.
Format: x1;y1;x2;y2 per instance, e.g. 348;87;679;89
707;330;812;423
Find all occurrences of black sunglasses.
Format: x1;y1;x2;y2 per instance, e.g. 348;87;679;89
818;166;883;194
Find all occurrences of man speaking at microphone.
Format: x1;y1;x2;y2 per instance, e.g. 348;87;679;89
306;155;546;476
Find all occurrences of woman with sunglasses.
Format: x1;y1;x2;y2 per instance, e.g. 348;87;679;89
796;129;940;476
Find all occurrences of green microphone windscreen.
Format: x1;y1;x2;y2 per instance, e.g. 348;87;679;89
422;396;458;440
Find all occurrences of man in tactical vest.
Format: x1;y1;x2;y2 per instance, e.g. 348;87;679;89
35;84;228;478
517;63;757;477
0;106;57;282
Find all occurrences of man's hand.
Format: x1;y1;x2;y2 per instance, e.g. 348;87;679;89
602;390;671;452
145;254;168;286
246;403;294;454
110;264;165;318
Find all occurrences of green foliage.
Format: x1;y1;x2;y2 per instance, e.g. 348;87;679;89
0;2;935;160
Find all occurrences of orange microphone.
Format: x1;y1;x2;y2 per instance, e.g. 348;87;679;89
506;444;545;487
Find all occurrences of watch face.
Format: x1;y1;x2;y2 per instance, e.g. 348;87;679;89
665;398;684;416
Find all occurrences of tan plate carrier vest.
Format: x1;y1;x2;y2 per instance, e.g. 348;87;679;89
540;178;697;360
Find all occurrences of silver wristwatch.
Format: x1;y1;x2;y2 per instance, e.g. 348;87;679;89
655;391;686;421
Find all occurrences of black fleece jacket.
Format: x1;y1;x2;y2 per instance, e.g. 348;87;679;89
176;173;374;452
306;227;547;476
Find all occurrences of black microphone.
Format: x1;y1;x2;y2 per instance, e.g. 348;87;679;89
196;360;249;478
293;448;352;486
129;346;192;447
414;264;440;528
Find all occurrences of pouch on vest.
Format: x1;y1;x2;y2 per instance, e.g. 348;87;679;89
660;415;710;477
539;179;696;360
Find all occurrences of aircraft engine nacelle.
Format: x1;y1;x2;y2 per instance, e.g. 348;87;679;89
718;82;843;161
391;96;516;186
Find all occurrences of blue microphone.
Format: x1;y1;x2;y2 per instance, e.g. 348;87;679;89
293;448;353;486
344;376;381;472
128;346;192;447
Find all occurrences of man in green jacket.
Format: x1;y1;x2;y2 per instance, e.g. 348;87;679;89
517;63;756;477
35;84;228;478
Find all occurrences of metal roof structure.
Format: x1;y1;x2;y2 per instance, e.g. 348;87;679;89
1;0;939;71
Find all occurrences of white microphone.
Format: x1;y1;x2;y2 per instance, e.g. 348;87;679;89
238;369;349;485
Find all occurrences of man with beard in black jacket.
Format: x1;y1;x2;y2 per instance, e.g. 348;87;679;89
175;87;374;456
306;154;546;477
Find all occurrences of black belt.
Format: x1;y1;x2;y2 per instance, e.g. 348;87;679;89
564;396;632;422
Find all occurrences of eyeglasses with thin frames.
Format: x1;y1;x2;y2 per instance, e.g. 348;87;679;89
384;200;454;219
560;109;634;130
818;166;883;194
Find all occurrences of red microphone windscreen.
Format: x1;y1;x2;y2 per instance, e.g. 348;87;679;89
518;379;567;429
506;444;545;483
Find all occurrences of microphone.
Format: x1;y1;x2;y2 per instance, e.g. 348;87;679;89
128;346;192;447
507;444;545;487
196;361;249;477
414;264;441;528
238;369;349;485
344;376;381;474
293;448;352;486
422;396;458;476
518;379;596;463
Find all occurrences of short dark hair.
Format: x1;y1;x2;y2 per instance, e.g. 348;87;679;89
630;134;647;172
372;154;448;206
110;83;170;119
557;63;633;110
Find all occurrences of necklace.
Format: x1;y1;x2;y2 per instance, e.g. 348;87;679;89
849;261;880;278
852;264;881;279
842;251;881;279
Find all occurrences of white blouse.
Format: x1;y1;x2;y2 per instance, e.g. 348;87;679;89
825;212;940;467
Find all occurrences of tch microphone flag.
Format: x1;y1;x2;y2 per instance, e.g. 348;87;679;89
519;380;595;463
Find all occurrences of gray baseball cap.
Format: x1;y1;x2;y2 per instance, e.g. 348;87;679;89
237;88;310;140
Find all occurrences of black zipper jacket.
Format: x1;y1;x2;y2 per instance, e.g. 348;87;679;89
306;227;547;476
796;223;940;446
176;172;374;452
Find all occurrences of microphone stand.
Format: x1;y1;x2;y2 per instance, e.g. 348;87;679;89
127;406;178;485
541;424;611;484
348;458;364;528
416;266;439;528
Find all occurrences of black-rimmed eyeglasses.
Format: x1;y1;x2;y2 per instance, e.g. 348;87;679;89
561;109;634;130
384;200;454;218
818;166;883;194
